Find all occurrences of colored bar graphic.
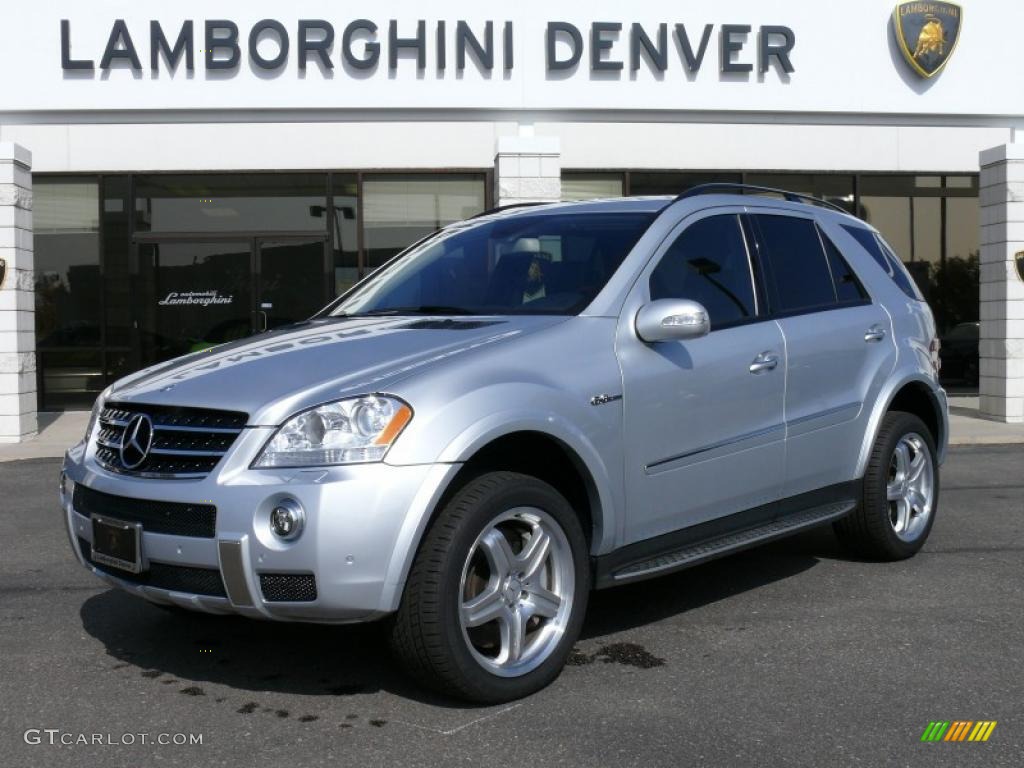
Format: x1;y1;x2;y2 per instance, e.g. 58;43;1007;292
921;720;996;743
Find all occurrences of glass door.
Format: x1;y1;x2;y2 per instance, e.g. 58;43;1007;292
256;237;329;331
133;236;329;369
135;240;253;366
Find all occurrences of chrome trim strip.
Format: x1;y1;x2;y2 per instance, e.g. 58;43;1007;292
96;436;121;450
148;448;228;458
100;416;241;435
218;538;254;607
151;424;244;435
646;423;785;473
782;399;864;436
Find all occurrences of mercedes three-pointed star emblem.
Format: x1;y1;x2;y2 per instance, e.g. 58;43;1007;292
119;414;154;469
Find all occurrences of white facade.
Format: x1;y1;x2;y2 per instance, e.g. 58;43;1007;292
1;0;1023;432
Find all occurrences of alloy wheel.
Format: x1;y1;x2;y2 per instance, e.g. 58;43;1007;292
886;432;935;542
458;507;575;678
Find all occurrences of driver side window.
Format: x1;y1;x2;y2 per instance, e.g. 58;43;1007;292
649;214;757;329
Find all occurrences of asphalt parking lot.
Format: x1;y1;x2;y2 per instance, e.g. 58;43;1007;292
1;447;1021;768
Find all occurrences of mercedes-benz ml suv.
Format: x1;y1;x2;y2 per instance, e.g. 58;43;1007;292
62;185;948;703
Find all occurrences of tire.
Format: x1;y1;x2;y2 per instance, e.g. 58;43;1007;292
390;471;590;703
834;411;940;560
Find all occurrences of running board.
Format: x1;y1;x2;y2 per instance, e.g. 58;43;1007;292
608;501;855;584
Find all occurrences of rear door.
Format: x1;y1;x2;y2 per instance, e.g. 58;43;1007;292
749;212;897;498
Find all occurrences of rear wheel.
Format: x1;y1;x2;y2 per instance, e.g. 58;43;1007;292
835;411;939;560
390;471;589;703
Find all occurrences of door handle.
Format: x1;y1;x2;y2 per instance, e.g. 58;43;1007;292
749;352;779;374
864;326;887;343
257;302;273;333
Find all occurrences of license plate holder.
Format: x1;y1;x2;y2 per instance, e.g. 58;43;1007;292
91;516;143;574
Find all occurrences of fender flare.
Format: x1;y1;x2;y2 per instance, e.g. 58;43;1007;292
378;411;621;613
855;373;948;477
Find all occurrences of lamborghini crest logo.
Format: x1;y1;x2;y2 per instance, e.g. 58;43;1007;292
893;2;962;78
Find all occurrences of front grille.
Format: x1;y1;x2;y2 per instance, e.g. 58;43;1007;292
73;484;217;539
78;538;227;598
95;402;248;479
259;573;318;602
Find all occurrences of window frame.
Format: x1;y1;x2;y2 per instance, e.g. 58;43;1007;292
645;211;765;333
747;211;873;321
815;224;873;307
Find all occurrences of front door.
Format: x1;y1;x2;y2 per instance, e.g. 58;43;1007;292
135;240;253;366
617;210;787;546
133;236;328;367
256;237;330;331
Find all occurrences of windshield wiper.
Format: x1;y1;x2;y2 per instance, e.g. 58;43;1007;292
353;305;478;316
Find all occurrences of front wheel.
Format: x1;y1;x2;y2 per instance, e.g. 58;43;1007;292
390;471;589;703
835;411;939;560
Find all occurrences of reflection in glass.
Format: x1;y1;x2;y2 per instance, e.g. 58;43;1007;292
629;172;742;196
102;176;133;348
649;215;755;326
38;349;104;411
746;173;855;212
136;242;252;365
259;239;328;329
562;174;625;200
134;174;328;234
363;175;487;269
329;174;360;296
34;178;101;347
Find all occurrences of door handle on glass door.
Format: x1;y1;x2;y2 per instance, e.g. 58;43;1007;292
749;353;779;374
864;326;887;342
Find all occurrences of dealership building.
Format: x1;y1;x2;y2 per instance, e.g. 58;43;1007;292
1;0;1023;440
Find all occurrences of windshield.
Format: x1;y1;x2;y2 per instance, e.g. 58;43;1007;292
328;211;656;317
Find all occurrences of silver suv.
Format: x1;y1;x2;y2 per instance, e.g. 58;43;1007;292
62;185;948;703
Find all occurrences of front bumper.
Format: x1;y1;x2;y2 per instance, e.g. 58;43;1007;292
61;429;459;623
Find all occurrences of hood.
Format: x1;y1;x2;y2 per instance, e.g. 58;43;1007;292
108;315;565;425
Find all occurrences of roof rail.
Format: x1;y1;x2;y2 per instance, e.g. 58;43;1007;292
469;201;551;219
673;183;851;215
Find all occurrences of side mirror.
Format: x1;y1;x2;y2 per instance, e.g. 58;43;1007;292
635;299;710;343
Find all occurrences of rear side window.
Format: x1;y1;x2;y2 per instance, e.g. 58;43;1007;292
840;224;923;300
752;215;836;314
820;232;869;304
649;214;756;328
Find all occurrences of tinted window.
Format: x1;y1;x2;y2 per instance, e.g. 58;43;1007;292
754;215;836;313
649;215;756;327
331;212;655;316
841;224;923;300
821;232;869;304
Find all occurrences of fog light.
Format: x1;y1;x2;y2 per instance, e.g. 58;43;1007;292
270;499;305;541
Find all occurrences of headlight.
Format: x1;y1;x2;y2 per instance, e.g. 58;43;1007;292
252;395;413;468
84;386;112;443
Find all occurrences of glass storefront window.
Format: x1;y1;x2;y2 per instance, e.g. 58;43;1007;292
628;171;742;196
330;174;360;295
134;173;328;233
562;173;624;200
363;174;486;269
34;177;102;409
102;176;133;348
37;349;104;411
936;196;981;332
746;173;856;213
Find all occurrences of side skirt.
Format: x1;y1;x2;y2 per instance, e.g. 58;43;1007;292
593;481;859;588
